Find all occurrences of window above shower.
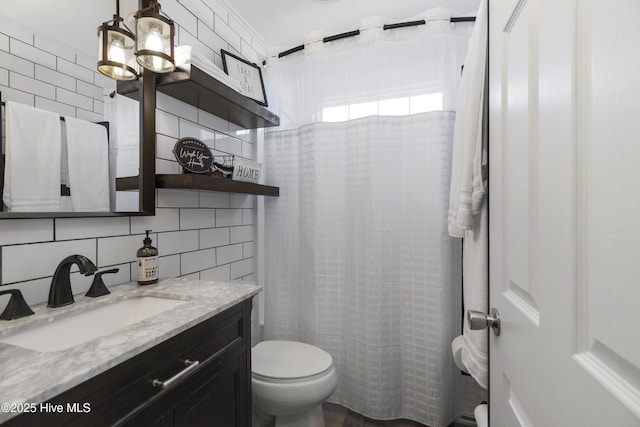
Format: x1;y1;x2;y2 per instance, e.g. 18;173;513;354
320;92;443;122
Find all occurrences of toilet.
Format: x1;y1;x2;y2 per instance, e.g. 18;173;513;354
252;340;338;427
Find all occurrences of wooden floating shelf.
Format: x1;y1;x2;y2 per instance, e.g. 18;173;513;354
117;64;280;129
117;174;279;197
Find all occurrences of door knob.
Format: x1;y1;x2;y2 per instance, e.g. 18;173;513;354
467;308;501;336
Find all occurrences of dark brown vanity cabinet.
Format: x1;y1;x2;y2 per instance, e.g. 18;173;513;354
6;300;252;427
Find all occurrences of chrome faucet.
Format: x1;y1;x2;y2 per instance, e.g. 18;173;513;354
48;255;98;308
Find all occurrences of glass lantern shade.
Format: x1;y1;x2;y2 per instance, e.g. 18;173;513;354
97;23;137;80
135;10;175;73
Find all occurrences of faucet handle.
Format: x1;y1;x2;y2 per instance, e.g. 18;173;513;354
85;268;119;298
0;289;35;320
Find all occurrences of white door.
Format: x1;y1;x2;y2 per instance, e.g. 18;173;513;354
488;0;640;425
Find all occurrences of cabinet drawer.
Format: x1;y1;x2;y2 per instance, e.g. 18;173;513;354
124;351;249;426
6;299;251;427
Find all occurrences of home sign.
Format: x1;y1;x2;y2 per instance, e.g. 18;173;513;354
232;157;262;184
173;138;213;173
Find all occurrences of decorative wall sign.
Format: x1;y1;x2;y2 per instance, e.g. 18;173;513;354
221;50;268;106
172;137;213;173
232;157;262;184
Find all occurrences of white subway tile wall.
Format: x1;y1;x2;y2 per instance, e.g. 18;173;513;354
200;264;231;281
0;219;53;246
156;158;182;175
243;241;254;258
131;208;181;234
216;243;244;265
55;217;131;241
180;208;217;230
200;227;231;248
156;109;181;138
158;230;200;256
3;239;97;284
199;191;231;208
157;188;201;208
231;225;254;244
216;208;244;227
0;1;267;344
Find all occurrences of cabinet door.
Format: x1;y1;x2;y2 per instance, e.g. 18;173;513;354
177;355;248;427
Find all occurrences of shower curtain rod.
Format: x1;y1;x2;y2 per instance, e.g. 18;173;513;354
270;16;477;61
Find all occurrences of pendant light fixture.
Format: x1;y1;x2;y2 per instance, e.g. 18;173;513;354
97;0;137;80
135;1;175;73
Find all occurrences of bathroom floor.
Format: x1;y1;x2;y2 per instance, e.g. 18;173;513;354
323;403;427;427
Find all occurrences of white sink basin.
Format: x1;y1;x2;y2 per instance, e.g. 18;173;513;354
0;296;187;352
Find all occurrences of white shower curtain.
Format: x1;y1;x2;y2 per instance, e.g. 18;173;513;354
263;8;472;426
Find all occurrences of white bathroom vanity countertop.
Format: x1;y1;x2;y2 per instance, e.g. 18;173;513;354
0;278;261;423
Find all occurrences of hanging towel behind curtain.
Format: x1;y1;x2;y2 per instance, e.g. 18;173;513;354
447;0;489;389
448;0;488;236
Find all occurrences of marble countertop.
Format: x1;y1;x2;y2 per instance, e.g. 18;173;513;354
0;278;261;423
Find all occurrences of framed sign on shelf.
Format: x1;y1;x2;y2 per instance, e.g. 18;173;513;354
172;137;213;174
221;50;268;107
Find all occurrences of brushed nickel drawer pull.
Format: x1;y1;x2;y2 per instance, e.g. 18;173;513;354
152;359;200;389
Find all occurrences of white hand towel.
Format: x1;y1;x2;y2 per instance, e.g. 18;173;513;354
3;102;62;212
448;0;488;237
63;117;110;211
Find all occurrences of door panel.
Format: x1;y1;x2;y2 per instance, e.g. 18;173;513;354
503;0;540;326
573;0;640;417
503;378;535;427
490;0;640;424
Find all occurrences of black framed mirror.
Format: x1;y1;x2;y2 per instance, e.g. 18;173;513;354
0;1;154;218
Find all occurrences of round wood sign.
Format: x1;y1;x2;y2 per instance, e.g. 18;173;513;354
172;137;213;173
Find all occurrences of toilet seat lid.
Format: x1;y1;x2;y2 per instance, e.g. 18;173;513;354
252;340;333;380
